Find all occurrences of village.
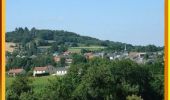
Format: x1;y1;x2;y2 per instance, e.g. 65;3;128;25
7;44;164;77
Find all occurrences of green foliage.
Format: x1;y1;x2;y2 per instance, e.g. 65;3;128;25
40;58;163;100
32;55;54;67
80;48;91;54
6;27;163;52
6;76;56;99
6;76;33;100
6;58;164;100
72;53;87;64
6;54;55;72
50;43;59;52
6;27;32;43
6;57;32;71
58;45;68;53
6;89;19;100
19;91;37;100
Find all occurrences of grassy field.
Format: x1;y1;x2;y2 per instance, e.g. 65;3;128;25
6;76;57;94
68;46;106;53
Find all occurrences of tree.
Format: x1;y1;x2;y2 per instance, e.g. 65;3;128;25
30;27;36;37
80;48;91;54
51;43;59;52
19;91;37;100
40;58;163;100
6;76;32;100
58;45;68;53
72;54;87;64
60;57;66;67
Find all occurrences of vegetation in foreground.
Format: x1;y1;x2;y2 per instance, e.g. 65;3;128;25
6;58;164;100
6;76;56;94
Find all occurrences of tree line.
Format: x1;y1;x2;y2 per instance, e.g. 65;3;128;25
6;27;163;52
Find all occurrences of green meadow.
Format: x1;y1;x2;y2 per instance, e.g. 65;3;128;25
6;76;57;94
68;46;106;53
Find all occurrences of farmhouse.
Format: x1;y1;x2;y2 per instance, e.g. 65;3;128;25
54;67;68;76
128;52;146;63
84;52;94;59
8;68;26;77
63;51;72;56
65;58;72;64
33;65;55;76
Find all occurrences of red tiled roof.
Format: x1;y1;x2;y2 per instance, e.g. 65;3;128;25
8;68;24;74
34;67;48;71
54;56;61;62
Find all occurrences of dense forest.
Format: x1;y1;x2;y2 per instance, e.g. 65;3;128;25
6;27;163;52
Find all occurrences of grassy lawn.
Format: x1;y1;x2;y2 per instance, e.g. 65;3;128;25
6;76;57;94
37;46;51;49
68;46;106;53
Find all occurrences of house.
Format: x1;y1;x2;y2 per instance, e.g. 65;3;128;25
93;52;104;58
53;52;59;56
63;51;72;56
33;65;56;76
138;52;146;58
65;58;72;64
157;51;164;55
107;53;116;60
128;52;139;60
8;68;26;77
128;52;146;63
54;56;61;62
53;67;68;76
109;56;114;60
84;52;94;59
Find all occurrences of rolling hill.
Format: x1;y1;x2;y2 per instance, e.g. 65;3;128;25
6;27;163;52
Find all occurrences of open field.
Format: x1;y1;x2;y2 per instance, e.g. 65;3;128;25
6;76;57;94
37;46;51;49
68;46;106;53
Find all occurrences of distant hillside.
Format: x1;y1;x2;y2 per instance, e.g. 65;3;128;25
6;27;163;52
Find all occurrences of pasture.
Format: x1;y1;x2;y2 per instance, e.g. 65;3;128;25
68;46;106;53
6;76;57;94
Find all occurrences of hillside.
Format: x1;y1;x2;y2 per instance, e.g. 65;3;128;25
6;27;163;52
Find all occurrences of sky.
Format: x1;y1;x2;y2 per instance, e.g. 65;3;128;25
6;0;164;46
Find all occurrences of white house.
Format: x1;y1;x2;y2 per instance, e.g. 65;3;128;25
53;67;68;76
109;56;114;60
33;65;55;76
